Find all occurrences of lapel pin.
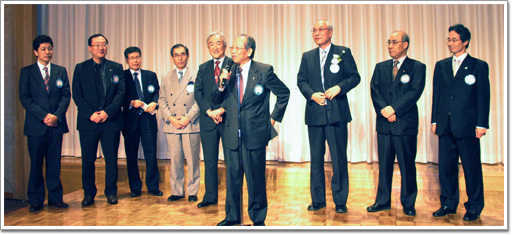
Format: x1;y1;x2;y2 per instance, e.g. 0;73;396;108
253;77;255;80
465;67;468;70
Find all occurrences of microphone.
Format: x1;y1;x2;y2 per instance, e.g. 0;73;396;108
220;60;234;87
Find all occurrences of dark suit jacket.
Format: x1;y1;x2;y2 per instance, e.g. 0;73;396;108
122;69;159;133
370;57;426;136
431;55;490;138
72;59;125;131
297;44;361;126
19;63;71;136
195;57;233;131
212;60;290;150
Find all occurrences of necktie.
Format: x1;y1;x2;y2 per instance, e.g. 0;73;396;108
453;59;460;77
237;68;244;104
392;60;399;80
178;71;183;84
320;50;327;90
133;72;144;100
94;63;105;108
214;61;221;83
43;67;50;90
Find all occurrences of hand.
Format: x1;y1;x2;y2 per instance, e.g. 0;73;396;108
271;118;276;126
380;106;395;118
169;116;183;129
387;114;396;123
89;112;101;123
177;116;190;128
311;92;326;106
219;70;232;88
98;110;109;123
144;102;157;113
431;124;437;134
476;128;487;138
324;85;341;100
131;100;145;108
43;113;58;127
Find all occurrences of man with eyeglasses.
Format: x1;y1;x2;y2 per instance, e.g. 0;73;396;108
194;32;233;208
72;34;125;206
431;24;490;222
121;46;162;198
297;19;360;214
368;31;426;216
158;44;201;203
212;34;290;226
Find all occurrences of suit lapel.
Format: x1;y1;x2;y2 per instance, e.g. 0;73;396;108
104;60;115;96
30;63;49;94
47;64;59;94
141;70;149;102
391;57;411;89
454;55;473;82
242;62;258;105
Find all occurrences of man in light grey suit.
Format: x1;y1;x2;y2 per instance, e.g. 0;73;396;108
158;44;201;202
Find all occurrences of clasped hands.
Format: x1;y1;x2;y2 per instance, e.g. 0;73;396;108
311;86;342;106
168;116;191;130
207;108;225;124
89;111;109;123
132;100;157;113
43;113;58;127
381;106;396;123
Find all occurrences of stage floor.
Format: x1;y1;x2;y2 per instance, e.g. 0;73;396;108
2;157;505;228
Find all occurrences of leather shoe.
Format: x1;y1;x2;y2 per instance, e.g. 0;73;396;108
335;205;347;213
149;190;163;196
49;201;69;208
81;196;95;207
107;195;118;204
367;203;391;212
403;208;416;216
254;222;265;226
433;206;456;217
188;195;198;202
29;204;43;212
463;210;480;221
130;191;142;198
307;202;326;211
167;195;185;201
197;201;217;208
217;219;240;226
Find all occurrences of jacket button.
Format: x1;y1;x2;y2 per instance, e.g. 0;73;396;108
173;104;176;106
170;94;173;96
184;104;186;106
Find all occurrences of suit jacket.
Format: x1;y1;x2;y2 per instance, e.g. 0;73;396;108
297;44;361;126
158;67;200;134
19;63;70;136
72;59;125;131
122;69;160;133
194;57;233;131
431;55;490;138
370;57;426;136
212;60;290;150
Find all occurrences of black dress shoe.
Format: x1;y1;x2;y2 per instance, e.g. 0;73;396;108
188;195;198;202
130;191;142;198
335;205;347;213
107;195;118;204
463;210;480;221
29;204;43;212
167;195;185;201
197;201;217;208
433;206;456;217
149;190;163;196
217;220;241;226
254;222;265;226
49;201;69;208
307;202;326;211
403;208;416;216
367;203;391;212
81;196;95;207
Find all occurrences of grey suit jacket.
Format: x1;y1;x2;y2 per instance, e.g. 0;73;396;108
158;67;200;134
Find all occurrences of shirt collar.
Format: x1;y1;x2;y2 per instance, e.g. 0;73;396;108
214;56;225;67
37;60;51;71
453;52;468;63
177;67;188;77
319;43;332;55
240;59;252;74
130;69;141;75
394;55;407;67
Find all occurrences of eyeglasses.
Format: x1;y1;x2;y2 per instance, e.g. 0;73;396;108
229;46;246;52
312;27;330;33
447;38;461;43
387;40;404;45
128;56;141;61
91;43;108;48
173;53;187;58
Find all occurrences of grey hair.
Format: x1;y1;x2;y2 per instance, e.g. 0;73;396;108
206;31;227;47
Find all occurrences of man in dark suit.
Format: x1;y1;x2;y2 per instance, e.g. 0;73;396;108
368;31;426;216
297;19;360;214
431;24;490;222
121;47;162;198
212;34;290;226
72;34;125;206
194;32;232;208
19;35;71;212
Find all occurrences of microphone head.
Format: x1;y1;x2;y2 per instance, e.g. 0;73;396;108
225;60;233;70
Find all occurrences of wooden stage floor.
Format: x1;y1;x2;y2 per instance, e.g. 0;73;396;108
2;157;505;228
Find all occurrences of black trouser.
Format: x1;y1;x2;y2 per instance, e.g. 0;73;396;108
199;124;224;203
